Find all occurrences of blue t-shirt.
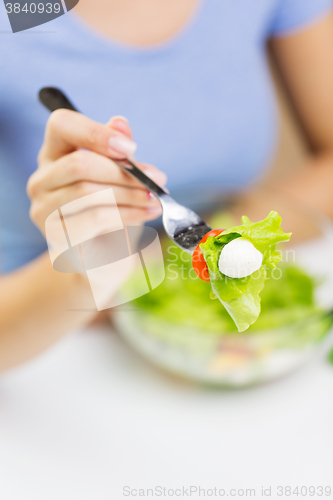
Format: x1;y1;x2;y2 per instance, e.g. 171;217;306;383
0;0;332;273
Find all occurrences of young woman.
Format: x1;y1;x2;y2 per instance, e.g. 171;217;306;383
1;0;333;370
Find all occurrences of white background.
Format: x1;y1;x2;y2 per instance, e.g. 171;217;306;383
0;324;332;500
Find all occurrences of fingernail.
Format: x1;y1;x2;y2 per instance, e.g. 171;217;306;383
147;205;162;215
109;135;137;156
111;115;128;123
143;169;166;185
109;116;131;134
147;191;157;202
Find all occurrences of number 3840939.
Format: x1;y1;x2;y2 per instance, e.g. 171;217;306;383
5;3;61;14
277;486;331;496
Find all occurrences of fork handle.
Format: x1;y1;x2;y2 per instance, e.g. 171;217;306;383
38;87;168;198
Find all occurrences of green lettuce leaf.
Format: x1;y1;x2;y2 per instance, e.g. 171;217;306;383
200;211;291;332
218;211;292;268
222;266;267;332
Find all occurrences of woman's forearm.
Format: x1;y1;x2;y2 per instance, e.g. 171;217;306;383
278;153;333;219
0;252;97;371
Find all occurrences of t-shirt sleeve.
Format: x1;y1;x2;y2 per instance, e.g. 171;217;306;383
0;1;12;31
270;0;333;36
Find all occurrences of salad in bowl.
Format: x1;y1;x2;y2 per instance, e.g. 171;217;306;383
113;191;333;387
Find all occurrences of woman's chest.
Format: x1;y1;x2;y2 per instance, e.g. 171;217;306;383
1;0;279;188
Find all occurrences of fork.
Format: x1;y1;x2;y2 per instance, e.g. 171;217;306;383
38;87;212;254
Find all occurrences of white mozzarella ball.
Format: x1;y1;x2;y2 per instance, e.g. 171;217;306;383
218;238;263;278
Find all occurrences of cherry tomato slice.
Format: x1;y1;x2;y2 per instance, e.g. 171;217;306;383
192;229;224;282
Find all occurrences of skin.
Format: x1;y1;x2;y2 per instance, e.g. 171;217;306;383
1;0;333;371
272;14;333;215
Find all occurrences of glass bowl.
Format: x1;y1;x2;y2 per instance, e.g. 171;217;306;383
113;189;333;387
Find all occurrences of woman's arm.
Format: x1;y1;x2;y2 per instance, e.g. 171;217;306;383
271;12;333;216
0;112;166;372
0;254;95;371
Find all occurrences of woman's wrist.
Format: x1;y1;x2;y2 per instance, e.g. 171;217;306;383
277;153;333;219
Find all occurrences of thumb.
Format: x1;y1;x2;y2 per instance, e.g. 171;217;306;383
106;115;133;139
106;116;137;158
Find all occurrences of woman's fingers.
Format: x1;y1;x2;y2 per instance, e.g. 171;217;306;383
106;116;133;139
36;182;160;215
29;182;162;231
28;150;167;195
31;113;167;236
61;204;162;228
32;198;162;236
39;109;137;163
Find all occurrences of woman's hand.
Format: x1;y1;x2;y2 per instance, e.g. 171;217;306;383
0;111;167;371
27;109;166;236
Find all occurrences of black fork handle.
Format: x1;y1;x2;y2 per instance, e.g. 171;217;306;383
38;87;168;198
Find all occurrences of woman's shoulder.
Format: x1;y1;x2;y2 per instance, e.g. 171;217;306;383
269;0;333;36
0;2;13;33
204;0;332;39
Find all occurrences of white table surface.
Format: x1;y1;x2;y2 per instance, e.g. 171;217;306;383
0;323;332;500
